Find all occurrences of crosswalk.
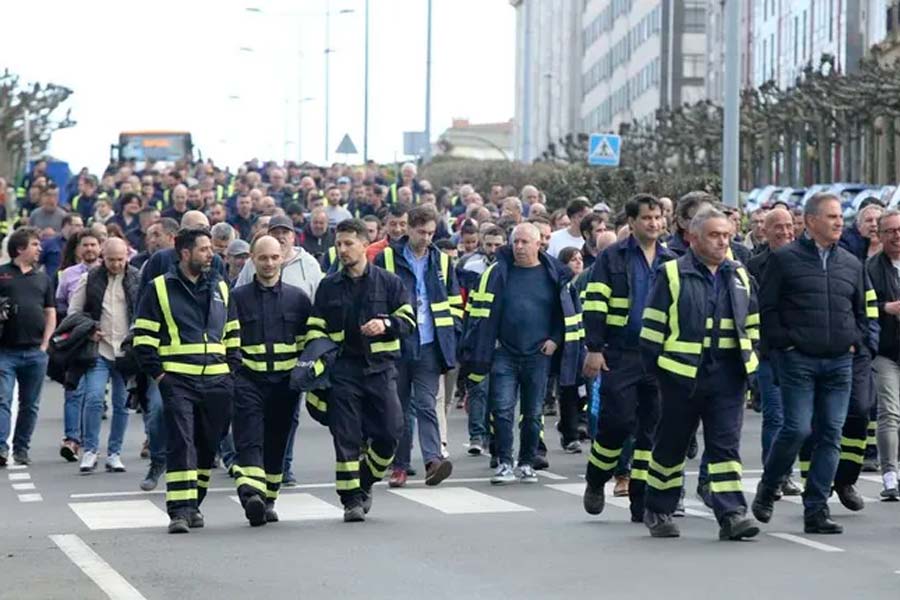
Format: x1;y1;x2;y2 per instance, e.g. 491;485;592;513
65;474;894;532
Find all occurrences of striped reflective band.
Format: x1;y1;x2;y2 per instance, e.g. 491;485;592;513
134;318;160;332
163;362;230;376
159;343;225;356
371;339;400;353
133;336;159;348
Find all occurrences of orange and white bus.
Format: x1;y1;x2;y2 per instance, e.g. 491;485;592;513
111;131;195;165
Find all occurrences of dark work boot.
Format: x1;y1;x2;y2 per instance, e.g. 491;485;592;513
265;503;279;523
245;495;267;527
751;480;778;523
583;483;605;515
834;484;864;512
718;513;760;541
188;510;204;529
804;508;843;534
644;511;680;538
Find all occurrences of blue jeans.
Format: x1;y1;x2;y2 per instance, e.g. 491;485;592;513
218;429;236;468
762;350;852;514
467;376;490;443
283;401;300;476
63;377;86;443
395;343;443;469
82;357;129;455
143;379;166;465
758;358;788;468
0;348;49;454
489;348;551;467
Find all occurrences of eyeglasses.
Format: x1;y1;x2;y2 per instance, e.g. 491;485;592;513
879;227;900;237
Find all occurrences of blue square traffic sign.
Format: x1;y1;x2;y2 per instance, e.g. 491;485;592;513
588;133;621;167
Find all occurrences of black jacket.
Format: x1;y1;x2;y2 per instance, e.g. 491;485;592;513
867;252;900;361
48;312;99;390
760;236;873;358
839;227;870;263
299;225;334;260
82;265;139;324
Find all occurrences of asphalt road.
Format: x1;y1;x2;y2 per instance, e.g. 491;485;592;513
1;380;899;600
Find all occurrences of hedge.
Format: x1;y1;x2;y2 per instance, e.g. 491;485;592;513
420;158;722;212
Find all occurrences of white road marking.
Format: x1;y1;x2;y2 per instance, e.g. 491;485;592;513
69;500;169;530
12;482;35;491
50;534;147;600
767;532;844;553
18;493;42;502
6;464;27;470
230;494;342;520
389;487;533;514
8;472;30;481
535;470;567;480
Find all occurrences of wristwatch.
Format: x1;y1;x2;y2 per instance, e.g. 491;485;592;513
382;318;391;329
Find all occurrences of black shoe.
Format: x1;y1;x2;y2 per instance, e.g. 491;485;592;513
0;449;7;467
804;508;843;534
834;484;865;512
630;511;644;523
12;450;30;465
532;454;549;471
751;481;777;523
718;514;760;541
696;482;712;509
489;455;499;469
281;471;297;488
343;505;366;523
780;477;802;496
583;484;605;515
168;517;190;534
425;459;453;486
140;462;165;491
686;435;698;460
245;495;267;527
406;467;417;477
265;504;279;523
188;510;204;529
644;511;680;538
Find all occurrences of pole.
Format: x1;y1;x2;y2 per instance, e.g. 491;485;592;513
363;0;370;163
423;0;433;161
23;108;32;167
325;0;331;163
722;0;741;208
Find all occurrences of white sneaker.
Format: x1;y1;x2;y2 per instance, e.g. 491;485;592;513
105;453;126;473
80;451;98;474
515;464;538;483
490;463;515;485
881;471;899;501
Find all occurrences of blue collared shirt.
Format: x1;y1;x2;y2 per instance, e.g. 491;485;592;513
624;237;660;346
403;244;434;345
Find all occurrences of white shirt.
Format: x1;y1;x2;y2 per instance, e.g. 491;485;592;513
547;228;584;259
69;271;129;361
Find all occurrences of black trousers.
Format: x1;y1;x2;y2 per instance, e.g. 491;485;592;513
232;373;300;509
328;358;403;508
799;350;874;488
645;365;747;525
161;374;233;519
585;349;660;518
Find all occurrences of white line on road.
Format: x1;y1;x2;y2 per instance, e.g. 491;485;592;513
6;464;27;470
8;472;31;481
535;470;567;480
12;482;35;491
767;532;844;553
70;500;168;530
18;493;42;502
389;487;533;514
50;534;147;600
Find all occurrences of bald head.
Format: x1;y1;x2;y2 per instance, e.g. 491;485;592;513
764;207;795;250
511;223;541;267
252;235;283;285
181;210;210;230
102;237;129;275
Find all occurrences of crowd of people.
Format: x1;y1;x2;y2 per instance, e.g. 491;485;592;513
0;155;897;537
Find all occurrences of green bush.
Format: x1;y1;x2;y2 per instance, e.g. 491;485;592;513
421;158;722;212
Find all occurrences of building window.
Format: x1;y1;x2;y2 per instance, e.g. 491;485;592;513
684;2;705;33
683;53;704;78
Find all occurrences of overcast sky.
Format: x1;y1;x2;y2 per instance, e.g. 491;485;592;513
2;0;515;173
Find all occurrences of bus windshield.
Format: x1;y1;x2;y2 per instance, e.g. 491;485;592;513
118;132;192;163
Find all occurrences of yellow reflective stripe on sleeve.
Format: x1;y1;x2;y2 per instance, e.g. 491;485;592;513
564;331;581;342
162;362;230;375
224;320;240;334
383;246;395;273
154;276;180;345
218;280;229;305
745;313;760;327
393;304;415;317
707;461;742;475
307;316;327;329
720;318;735;330
643;308;667;324
305;330;330;342
586;281;612;298
166;470;198;483
747;328;760;340
466;307;491;318
242;358;267;371
606;315;628;326
313;359;325;376
608;297;630;308
709;480;743;493
440;251;449;283
865;289;877;302
657;355;697;378
468;373;485;383
307;392;327;412
224;338;240;348
717;338;738;349
447;295;463;305
639;328;665;344
435;317;455;327
273;343;298;353
159;343;226;356
449;307;464;318
469;291;495;303
564;314;582;326
134;318;160;332
581;300;608;313
867;306;879;318
371;339;401;353
241;344;266;354
273;358;297;371
739;338;752;351
133;335;160;348
663;340;702;354
328;331;346;343
431;301;450;312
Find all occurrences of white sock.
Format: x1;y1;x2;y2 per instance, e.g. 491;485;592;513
883;471;898;490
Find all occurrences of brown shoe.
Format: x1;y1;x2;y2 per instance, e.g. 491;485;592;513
60;439;80;463
425;459;453;486
613;476;630;497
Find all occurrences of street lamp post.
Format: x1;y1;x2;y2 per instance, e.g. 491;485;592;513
324;4;355;163
722;0;741;207
423;0;433;162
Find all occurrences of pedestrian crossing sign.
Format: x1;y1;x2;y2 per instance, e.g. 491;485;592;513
588;133;621;167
